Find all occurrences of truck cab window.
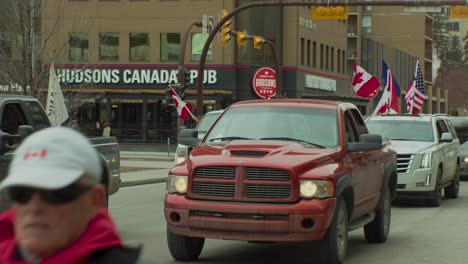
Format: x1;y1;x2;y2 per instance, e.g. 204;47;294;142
0;103;28;135
436;120;449;140
344;111;358;143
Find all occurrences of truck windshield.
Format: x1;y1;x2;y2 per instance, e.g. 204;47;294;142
203;106;338;148
367;120;434;142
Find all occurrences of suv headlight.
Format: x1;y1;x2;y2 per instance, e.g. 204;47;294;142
167;175;188;194
299;180;334;198
464;157;468;163
420;153;433;168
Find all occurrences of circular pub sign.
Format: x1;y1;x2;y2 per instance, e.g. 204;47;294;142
252;67;277;99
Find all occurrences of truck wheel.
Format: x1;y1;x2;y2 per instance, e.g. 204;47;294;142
428;168;443;207
320;197;348;264
167;226;205;261
364;189;391;243
444;165;460;199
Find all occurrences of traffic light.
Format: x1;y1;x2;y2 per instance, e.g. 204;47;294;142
253;35;264;50
179;69;191;100
450;6;468;19
312;6;348;20
221;9;231;48
237;31;248;46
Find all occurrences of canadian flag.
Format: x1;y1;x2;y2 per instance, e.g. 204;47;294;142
372;70;399;115
169;87;193;121
352;61;380;99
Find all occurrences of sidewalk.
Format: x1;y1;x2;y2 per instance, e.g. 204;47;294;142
119;145;176;187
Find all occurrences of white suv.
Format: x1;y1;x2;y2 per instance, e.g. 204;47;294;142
366;114;460;206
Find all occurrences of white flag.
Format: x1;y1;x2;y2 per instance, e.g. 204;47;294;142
46;63;69;126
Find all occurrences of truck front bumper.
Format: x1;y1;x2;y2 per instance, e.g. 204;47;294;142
164;194;336;242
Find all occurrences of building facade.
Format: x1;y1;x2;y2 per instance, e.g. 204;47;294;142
346;5;448;115
36;1;449;142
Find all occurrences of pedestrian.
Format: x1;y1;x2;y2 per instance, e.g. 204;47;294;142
95;121;103;136
102;121;111;137
0;127;147;264
69;117;80;131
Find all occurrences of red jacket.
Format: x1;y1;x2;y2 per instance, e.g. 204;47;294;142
0;208;123;264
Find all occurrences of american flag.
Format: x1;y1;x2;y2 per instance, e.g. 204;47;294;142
405;60;426;114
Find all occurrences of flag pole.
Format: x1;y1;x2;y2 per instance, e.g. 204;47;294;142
410;60;418;114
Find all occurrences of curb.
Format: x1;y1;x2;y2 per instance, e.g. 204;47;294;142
120;177;167;187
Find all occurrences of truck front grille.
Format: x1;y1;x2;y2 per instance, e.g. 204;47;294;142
397;154;414;174
191;166;293;202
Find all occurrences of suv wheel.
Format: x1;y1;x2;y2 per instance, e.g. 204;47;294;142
364;188;391;243
444;165;460;199
320;197;348;264
428;168;443;207
167;226;205;261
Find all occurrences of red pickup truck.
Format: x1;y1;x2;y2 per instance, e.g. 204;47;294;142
164;99;397;264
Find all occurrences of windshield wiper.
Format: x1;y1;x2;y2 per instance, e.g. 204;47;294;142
208;136;253;142
259;137;325;148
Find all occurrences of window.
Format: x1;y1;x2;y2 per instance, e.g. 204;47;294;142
129;33;149;62
307;40;311;67
350;109;368;136
326;45;329;70
23;101;49;131
0;103;28;135
300;38;304;65
313;41;317;68
362;15;372;33
69;33;88;62
331;47;335;72
436;120;449;139
160;33;180;62
337;49;341;73
191;33;212;61
0;33;13;58
342;50;345;73
320;44;324;69
99;33;119;61
344;111;358;143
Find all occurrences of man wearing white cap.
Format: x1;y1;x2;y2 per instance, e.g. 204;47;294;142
0;127;146;264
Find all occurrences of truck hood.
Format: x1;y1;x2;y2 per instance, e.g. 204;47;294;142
187;140;339;176
389;140;434;154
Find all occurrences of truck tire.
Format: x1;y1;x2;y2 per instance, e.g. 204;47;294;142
320;197;348;264
444;165;460;199
364;189;391;243
167;226;205;261
428;168;443;207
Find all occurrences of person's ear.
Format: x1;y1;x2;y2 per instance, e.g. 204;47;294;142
91;185;105;208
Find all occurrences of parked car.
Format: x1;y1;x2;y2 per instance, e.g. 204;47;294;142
165;99;397;264
174;109;223;164
366;114;460;206
0;95;120;212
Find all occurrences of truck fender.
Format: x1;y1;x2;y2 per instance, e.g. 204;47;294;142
379;162;397;207
335;175;354;221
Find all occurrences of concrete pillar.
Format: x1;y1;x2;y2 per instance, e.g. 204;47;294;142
426;86;433;114
444;89;449;114
436;88;441;114
105;94;112;124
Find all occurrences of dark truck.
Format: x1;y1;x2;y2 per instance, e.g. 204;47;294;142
164;99;397;264
0;95;120;212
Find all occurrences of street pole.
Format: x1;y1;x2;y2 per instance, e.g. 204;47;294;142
176;21;202;140
263;40;281;97
195;0;467;120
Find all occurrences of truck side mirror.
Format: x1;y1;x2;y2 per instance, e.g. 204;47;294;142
440;132;453;143
17;125;35;142
347;134;382;152
179;129;200;147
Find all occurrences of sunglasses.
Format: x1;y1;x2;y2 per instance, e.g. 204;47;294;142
8;183;92;205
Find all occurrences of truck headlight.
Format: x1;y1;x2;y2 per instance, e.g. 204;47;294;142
464;157;468;163
420;153;432;168
300;180;334;198
167;175;188;194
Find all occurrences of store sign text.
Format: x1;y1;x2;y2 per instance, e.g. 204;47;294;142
56;69;218;85
305;75;336;92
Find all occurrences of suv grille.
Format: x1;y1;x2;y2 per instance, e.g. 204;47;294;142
191;166;292;202
397;154;414;174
